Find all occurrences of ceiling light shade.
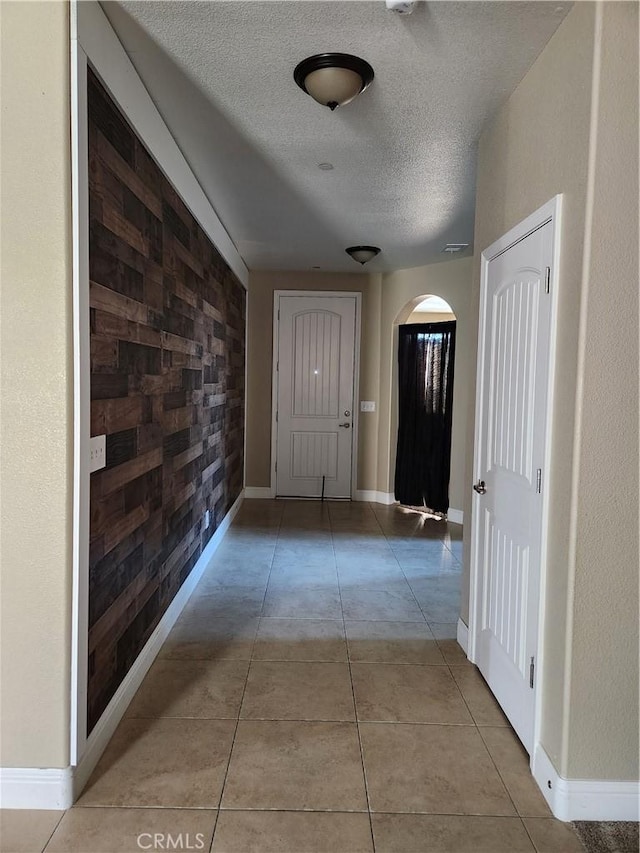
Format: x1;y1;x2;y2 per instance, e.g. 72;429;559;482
294;53;374;110
346;245;381;265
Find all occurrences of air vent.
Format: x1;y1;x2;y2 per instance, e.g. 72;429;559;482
442;243;469;254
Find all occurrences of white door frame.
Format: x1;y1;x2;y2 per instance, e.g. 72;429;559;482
271;291;362;499
468;195;562;761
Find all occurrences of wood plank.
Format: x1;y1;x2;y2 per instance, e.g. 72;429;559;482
97;447;163;497
104;504;150;554
90;280;148;325
103;203;148;257
202;457;222;483
97;130;163;219
172;441;204;472
91;396;148;436
91;336;118;368
161;330;200;356
162;406;195;433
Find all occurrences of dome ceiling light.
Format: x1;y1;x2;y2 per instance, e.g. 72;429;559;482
345;246;381;265
294;53;374;111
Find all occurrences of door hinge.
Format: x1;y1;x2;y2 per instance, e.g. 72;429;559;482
275;410;278;422
544;266;551;294
536;468;542;493
530;656;535;689
275;460;277;473
276;360;279;372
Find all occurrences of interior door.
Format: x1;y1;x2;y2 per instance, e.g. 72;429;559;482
275;294;357;499
472;220;553;753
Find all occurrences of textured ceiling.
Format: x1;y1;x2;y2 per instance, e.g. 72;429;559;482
101;1;571;273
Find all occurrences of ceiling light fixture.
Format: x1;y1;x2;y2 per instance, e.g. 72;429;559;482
318;162;334;171
294;53;374;111
345;246;381;265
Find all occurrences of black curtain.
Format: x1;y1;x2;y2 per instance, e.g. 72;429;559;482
394;321;456;514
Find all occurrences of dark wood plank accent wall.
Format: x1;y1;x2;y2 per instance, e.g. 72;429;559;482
87;69;245;733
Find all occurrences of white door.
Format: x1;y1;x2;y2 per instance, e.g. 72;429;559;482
274;294;357;499
472;218;554;753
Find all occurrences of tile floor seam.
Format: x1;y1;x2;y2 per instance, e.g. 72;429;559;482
206;813;216;853
380;514;434;627
210;506;283;827
331;504;378;853
38;812;66;853
520;816;544;853
217;806;370;813
475;723;536;821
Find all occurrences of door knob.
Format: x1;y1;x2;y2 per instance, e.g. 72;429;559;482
338;422;351;429
473;480;487;495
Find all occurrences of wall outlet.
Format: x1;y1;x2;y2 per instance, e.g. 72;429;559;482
90;434;106;473
360;400;376;413
204;509;211;530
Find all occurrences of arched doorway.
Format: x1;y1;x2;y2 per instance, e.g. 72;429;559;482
393;294;457;517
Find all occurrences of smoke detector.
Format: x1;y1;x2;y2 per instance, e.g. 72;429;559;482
386;0;416;14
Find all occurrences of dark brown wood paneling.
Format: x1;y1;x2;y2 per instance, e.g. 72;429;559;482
87;68;245;733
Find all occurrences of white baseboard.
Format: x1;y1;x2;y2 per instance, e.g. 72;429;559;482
456;618;469;654
532;743;640;821
353;490;397;504
448;508;464;524
244;486;275;499
0;491;244;811
0;767;74;810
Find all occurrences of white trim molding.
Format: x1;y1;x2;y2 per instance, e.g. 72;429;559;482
456;618;469;654
353;490;397;504
0;768;74;811
244;486;276;499
447;508;464;525
532;744;640;822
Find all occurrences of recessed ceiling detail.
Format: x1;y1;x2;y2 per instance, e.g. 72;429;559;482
442;243;470;254
102;1;571;272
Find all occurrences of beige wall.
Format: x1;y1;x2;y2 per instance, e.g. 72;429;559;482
470;0;638;781
0;1;73;768
565;1;638;780
245;270;381;492
379;258;473;513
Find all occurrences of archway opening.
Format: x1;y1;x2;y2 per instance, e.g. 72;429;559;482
393;294;457;519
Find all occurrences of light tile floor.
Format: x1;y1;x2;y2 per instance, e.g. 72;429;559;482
0;500;584;853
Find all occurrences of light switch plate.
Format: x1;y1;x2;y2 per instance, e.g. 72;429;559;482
360;401;376;413
90;434;106;473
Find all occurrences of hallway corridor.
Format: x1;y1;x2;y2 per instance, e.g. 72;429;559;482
3;501;582;852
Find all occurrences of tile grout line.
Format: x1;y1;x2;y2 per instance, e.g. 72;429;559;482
39;811;66;853
475;723;535;826
210;502;284;844
332;501;382;853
